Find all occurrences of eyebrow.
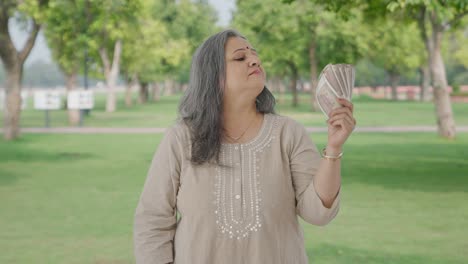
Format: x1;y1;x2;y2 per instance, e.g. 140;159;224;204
232;47;258;54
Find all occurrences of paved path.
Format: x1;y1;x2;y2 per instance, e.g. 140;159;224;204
5;126;468;134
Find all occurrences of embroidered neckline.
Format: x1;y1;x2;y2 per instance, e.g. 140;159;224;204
221;113;273;148
214;114;278;240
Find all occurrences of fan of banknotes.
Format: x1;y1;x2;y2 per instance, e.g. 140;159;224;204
316;64;355;118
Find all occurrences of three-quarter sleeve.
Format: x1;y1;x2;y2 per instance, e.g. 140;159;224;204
134;126;182;264
287;120;340;226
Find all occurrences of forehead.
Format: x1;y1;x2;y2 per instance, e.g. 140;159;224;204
225;37;252;52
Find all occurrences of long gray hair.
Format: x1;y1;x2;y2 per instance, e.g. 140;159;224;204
179;29;276;165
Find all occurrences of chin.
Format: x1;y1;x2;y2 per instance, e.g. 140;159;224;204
253;84;265;96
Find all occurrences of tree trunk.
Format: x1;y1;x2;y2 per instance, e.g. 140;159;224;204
3;66;22;139
288;62;298;107
152;82;160;102
0;15;40;140
389;71;400;101
124;83;133;108
430;28;456;139
278;77;286;104
309;39;320;111
124;74;135;107
419;65;431;101
270;77;280;93
164;79;174;96
99;39;122;113
65;72;80;126
417;7;434;101
418;8;455;138
139;82;149;104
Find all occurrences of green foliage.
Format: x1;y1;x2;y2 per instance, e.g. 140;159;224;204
234;0;368;81
452;83;461;93
448;20;468;69
312;7;369;69
44;0;87;75
120;0;186;83
366;18;424;78
233;0;305;77
354;59;387;87
387;0;468;24
120;0;219;83
43;0;142;80
160;0;219;81
17;0;50;23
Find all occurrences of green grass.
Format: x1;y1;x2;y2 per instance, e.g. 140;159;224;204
3;92;468;128
1;132;467;263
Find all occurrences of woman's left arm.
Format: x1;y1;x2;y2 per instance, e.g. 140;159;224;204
314;98;356;208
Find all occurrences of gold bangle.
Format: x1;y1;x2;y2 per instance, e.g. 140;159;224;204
322;147;343;160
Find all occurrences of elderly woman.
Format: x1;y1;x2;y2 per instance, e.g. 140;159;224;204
134;29;356;264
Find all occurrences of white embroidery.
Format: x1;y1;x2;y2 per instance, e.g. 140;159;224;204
214;114;277;239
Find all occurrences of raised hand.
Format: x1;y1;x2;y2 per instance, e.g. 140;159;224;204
326;98;356;152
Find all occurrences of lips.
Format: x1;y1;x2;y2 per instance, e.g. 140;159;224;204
249;69;262;76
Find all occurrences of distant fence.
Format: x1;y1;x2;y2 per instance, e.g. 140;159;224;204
1;84;468;111
354;85;468;101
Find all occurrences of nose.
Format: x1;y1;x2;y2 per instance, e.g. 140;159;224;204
249;55;261;67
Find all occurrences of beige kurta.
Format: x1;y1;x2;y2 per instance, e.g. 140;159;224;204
134;113;341;264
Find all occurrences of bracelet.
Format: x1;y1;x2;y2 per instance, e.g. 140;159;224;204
322;147;343;160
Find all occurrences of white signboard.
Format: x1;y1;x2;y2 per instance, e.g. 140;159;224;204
1;90;29;110
21;91;28;109
68;90;94;109
34;90;62;110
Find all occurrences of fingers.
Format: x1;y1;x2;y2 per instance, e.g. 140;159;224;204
329;107;352;118
337;98;354;113
329;116;355;132
327;113;354;126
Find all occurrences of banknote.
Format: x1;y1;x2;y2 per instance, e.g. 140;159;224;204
316;77;342;118
316;64;355;118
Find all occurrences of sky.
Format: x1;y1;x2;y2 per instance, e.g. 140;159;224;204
9;0;235;66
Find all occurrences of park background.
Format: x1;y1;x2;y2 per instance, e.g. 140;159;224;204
1;0;467;263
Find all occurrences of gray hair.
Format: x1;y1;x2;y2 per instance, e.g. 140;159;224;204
179;29;276;165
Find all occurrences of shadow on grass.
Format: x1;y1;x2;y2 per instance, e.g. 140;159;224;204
343;140;468;193
0;144;95;163
0;168;21;186
307;243;463;264
0;146;95;186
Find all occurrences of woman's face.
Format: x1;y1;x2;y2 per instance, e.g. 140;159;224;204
223;37;266;104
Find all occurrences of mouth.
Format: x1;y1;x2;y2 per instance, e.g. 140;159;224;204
249;69;262;76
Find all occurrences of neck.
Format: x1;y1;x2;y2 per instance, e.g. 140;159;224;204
222;101;259;142
223;102;257;127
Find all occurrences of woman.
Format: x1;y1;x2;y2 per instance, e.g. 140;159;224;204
134;29;356;264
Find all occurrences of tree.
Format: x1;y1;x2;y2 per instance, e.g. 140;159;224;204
388;0;468;138
44;0;88;125
366;18;423;100
287;0;467;138
300;4;367;109
0;0;48;140
234;0;366;108
234;0;310;107
85;0;141;113
443;22;468;89
120;0;217;104
156;0;219;94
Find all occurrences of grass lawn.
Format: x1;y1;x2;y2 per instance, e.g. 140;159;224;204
4;92;468;128
1;132;467;263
